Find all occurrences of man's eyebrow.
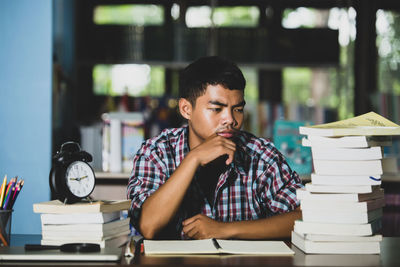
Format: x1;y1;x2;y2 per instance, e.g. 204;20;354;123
208;100;227;107
232;100;246;108
208;100;246;107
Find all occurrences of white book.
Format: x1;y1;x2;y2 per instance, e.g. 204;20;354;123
296;188;384;202
301;208;383;224
311;146;383;161
293;251;381;266
41;233;130;248
294;219;382;236
40;211;121;224
304;183;380;194
312;157;398;176
143;239;294;255
291;231;380;254
311;173;382;186
302;135;392;148
42;218;129;233
300;198;385;213
42;228;131;240
295;231;382;242
33;200;130;214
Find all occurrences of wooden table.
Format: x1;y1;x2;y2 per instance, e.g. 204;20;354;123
5;235;400;266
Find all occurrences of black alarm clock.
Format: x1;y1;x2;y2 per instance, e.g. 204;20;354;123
49;142;96;204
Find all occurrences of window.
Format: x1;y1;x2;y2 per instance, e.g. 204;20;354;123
186;6;259;27
282;7;356;121
93;5;164;26
376;10;400;95
93;64;164;97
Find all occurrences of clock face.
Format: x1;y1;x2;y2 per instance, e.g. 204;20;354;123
65;161;95;198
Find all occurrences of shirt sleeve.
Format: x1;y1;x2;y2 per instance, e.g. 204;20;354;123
127;144;167;231
258;149;304;215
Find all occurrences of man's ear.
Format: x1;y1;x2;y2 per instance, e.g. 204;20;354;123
178;98;192;120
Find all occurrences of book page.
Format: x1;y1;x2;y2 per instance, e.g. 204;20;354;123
143;239;218;255
311;112;400;129
217;240;294;255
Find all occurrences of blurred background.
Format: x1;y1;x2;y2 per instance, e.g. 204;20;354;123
2;0;400;235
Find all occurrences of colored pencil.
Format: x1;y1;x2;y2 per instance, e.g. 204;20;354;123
2;178;15;209
9;183;21;210
3;183;15;211
0;176;7;209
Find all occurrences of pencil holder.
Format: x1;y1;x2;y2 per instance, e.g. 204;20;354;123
0;210;12;246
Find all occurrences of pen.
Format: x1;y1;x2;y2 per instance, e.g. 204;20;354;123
124;240;134;257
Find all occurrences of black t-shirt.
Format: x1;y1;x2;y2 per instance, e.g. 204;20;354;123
196;155;229;207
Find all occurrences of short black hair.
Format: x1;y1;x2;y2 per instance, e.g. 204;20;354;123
179;56;246;105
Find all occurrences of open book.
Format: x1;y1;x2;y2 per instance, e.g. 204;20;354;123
143;239;294;256
299;112;400;136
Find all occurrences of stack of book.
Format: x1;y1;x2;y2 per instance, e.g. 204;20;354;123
292;112;400;254
33;200;131;248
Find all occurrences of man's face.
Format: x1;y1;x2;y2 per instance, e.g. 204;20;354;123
181;84;245;149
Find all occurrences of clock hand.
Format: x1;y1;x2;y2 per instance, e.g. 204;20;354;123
69;175;88;182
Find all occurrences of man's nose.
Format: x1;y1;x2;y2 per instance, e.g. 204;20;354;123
222;109;237;127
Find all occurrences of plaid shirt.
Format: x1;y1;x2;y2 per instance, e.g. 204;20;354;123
127;126;303;239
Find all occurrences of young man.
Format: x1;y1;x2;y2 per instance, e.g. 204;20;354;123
127;56;303;240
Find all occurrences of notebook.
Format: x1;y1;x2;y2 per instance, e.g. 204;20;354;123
143;239;294;255
0;246;121;261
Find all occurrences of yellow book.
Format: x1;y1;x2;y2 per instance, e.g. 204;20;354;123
299;112;400;136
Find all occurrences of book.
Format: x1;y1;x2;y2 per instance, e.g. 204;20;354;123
33;200;130;214
143;239;294;255
296;188;384;202
291;231;380;254
311;173;382;186
312;157;398;176
302;135;392;148
41;233;130;248
294;219;382;236
292;250;380;266
294;232;382;242
311;146;383;161
272;120;312;175
301;208;383;224
299;112;400;137
102;112;144;173
40;211;121;224
42;218;129;233
42;225;130;240
304;183;380;194
300;198;385;212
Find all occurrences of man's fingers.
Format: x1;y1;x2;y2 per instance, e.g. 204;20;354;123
184;227;199;239
225;153;234;165
182;222;196;235
182;214;200;226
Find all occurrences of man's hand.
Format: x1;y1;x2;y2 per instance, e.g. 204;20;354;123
190;134;236;166
182;214;229;240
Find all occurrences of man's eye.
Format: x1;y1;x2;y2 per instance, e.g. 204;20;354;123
210;108;221;112
234;108;244;113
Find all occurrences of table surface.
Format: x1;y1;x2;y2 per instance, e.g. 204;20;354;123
3;235;400;266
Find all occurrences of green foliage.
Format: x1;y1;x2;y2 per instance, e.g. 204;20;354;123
93;64;164;97
213;7;259;27
94;5;164;25
241;67;258;102
283;68;311;105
